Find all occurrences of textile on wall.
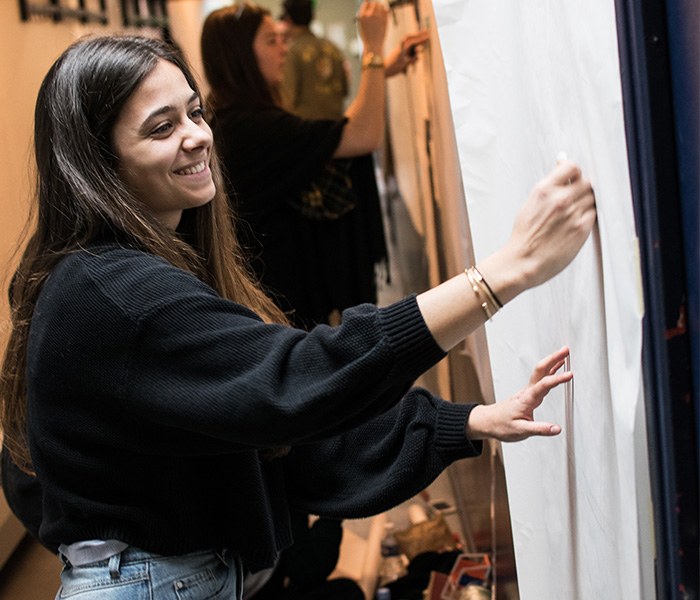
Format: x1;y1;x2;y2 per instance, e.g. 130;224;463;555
431;0;654;598
384;0;495;408
383;0;520;586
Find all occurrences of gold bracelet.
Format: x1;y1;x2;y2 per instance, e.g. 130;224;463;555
361;51;385;70
470;266;503;309
468;267;501;316
465;269;495;320
465;267;500;320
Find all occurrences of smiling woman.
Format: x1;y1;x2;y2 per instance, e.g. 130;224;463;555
112;60;216;229
0;30;595;600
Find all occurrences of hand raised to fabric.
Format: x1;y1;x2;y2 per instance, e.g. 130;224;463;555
356;1;389;53
503;160;597;291
465;346;572;442
385;29;431;77
416;161;596;352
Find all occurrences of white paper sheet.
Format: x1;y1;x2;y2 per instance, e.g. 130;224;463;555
432;1;654;597
384;0;497;404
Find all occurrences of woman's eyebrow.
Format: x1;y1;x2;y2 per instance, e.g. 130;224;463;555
140;92;200;132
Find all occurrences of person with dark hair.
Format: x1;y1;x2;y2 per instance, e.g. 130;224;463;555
201;2;428;329
246;511;364;600
279;0;350;120
281;0;312;25
0;30;595;600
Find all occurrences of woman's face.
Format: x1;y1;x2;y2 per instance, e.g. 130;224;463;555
112;59;216;229
253;15;288;87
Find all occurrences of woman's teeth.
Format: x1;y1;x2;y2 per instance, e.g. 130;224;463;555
176;162;206;175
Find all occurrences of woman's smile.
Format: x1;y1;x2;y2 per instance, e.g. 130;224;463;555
112;60;216;229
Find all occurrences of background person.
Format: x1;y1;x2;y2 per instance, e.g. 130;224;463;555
1;32;595;600
201;2;427;329
280;0;349;120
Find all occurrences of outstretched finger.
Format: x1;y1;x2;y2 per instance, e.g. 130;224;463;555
547;357;567;376
522;420;562;438
503;418;562;442
530;346;570;384
531;370;573;399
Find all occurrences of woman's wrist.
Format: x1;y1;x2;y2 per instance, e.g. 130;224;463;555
475;244;534;307
465;404;491;440
361;51;385;71
362;43;384;56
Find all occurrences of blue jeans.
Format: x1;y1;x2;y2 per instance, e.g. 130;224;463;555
56;546;242;599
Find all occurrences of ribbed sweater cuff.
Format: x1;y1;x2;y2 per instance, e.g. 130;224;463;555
377;294;446;378
436;401;483;460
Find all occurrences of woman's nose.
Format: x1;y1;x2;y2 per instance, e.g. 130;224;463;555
182;122;211;151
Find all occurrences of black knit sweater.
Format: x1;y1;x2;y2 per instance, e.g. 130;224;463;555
25;244;481;571
212;105;388;328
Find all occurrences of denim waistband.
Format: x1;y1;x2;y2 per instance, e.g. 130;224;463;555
59;540;129;567
59;542;232;568
56;544;242;598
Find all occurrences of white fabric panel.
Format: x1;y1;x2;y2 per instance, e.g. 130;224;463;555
385;1;496;404
432;1;653;598
385;5;432;239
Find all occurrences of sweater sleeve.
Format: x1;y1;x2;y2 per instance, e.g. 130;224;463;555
282;389;482;519
32;248;448;455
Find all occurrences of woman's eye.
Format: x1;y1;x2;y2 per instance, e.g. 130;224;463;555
151;122;172;136
190;107;205;120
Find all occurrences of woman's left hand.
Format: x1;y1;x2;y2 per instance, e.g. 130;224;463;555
385;30;430;77
465;346;571;442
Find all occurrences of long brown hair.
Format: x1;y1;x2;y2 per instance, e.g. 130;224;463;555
0;35;287;472
201;3;282;110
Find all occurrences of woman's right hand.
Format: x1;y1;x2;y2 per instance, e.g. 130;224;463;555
509;160;596;289
336;2;389;157
356;1;388;53
478;161;597;304
416;161;596;352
